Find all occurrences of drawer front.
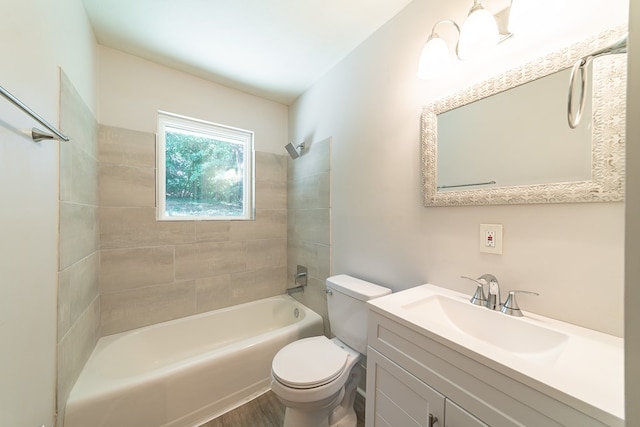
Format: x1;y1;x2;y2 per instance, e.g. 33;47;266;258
446;399;489;427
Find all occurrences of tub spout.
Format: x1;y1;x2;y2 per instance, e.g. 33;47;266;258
286;285;305;295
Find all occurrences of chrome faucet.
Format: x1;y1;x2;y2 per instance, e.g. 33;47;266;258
461;274;501;310
500;290;539;317
286;265;308;295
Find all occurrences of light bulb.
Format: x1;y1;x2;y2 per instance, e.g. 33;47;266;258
417;36;451;79
458;6;499;60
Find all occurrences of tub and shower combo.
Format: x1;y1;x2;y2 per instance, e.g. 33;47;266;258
65;295;323;427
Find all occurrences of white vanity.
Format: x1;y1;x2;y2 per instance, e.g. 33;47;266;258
365;284;623;427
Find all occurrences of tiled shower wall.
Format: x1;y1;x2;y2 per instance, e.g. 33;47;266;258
287;138;331;335
98;125;288;335
57;71;101;426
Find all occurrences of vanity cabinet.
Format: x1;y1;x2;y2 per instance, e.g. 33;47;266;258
367;347;489;427
366;310;618;427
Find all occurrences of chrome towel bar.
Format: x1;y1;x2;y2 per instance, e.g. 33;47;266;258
437;180;496;189
0;84;69;141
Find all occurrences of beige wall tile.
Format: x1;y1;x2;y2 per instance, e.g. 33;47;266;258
59;140;73;202
317;244;331;279
256;179;287;210
60;202;99;270
195;274;232;313
196;221;230;242
256;151;287;182
99;125;156;167
58;253;100;338
57;296;100;415
288;171;330;210
100;207;195;249
60;144;99;206
230;266;286;305
57;69;101;427
99;163;155;207
71;145;100;206
288;208;330;246
60;72;98;160
100;247;174;292
230;209;286;241
247;238;286;270
175;241;246;280
101;281;196;335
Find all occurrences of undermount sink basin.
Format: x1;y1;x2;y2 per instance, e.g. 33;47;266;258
401;295;569;360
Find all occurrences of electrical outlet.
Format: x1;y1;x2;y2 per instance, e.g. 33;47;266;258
485;230;496;247
479;224;503;254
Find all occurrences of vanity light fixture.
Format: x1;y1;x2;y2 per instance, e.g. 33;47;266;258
458;0;500;60
417;20;460;79
417;0;512;79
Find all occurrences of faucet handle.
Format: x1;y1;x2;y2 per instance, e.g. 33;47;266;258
500;290;539;317
460;276;487;306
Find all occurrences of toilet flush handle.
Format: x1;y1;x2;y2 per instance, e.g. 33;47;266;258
325;288;333;295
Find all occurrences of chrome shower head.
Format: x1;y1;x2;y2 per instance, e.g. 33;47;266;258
285;142;305;159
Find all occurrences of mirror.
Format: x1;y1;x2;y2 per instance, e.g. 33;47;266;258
421;27;626;206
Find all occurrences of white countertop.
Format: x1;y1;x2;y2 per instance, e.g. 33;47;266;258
368;284;624;422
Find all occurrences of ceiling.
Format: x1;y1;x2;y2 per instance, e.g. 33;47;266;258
82;0;415;105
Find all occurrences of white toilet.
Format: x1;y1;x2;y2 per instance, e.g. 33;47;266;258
270;274;391;427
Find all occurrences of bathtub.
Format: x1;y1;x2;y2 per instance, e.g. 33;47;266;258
64;295;324;427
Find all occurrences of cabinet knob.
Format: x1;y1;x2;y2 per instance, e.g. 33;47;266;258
429;413;438;426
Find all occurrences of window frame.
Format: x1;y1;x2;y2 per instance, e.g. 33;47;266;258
156;111;255;221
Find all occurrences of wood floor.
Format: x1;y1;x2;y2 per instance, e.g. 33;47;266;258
200;390;366;427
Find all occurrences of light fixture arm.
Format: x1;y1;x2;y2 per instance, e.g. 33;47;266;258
468;0;484;14
429;19;462;59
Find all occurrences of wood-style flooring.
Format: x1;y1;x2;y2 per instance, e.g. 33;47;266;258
200;390;366;427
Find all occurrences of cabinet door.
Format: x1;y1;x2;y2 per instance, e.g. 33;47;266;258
445;399;489;427
366;348;445;427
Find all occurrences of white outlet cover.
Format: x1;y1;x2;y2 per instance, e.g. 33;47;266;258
479;224;503;254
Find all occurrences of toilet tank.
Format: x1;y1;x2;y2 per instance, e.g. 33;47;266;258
326;274;391;355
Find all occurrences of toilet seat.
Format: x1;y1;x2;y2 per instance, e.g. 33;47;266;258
272;336;348;389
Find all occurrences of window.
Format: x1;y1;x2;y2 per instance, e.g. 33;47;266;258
157;111;254;220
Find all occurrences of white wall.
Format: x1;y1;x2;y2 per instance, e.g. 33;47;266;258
0;1;96;426
97;46;288;154
290;0;628;336
626;1;640;423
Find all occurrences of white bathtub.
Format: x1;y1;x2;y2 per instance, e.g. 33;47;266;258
64;295;324;427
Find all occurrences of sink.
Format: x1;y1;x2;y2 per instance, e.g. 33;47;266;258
402;295;569;361
367;283;624;421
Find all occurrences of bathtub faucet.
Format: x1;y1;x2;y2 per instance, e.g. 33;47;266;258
286;284;305;295
286;265;308;295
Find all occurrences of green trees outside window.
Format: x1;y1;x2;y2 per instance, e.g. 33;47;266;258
157;112;254;220
165;131;244;217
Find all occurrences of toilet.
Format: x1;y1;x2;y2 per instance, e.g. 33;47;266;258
270;274;391;427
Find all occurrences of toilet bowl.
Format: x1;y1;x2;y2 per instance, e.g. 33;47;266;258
270;275;391;427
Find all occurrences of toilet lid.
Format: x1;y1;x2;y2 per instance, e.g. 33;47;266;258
272;336;348;389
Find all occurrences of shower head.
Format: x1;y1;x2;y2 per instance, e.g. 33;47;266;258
285;142;305;159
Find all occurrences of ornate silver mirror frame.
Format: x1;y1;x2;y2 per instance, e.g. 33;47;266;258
421;27;626;207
